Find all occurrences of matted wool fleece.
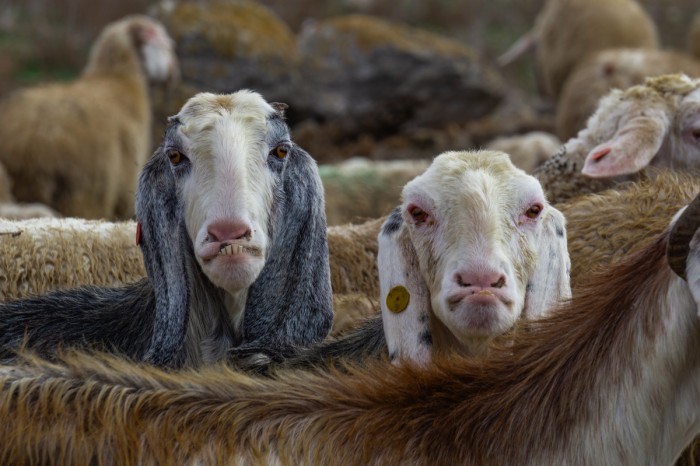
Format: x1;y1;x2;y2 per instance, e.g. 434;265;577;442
0;218;145;301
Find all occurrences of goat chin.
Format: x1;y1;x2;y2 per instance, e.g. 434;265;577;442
197;254;265;293
443;298;517;339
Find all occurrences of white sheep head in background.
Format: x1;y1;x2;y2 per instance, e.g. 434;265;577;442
85;14;179;85
379;150;571;365
577;74;700;178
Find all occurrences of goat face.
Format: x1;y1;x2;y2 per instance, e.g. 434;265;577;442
161;92;288;295
380;151;570;363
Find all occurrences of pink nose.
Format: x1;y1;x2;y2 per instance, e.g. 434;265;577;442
454;269;507;291
206;220;252;243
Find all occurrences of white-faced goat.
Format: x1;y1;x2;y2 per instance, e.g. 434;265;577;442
2;187;700;464
0;91;333;369
289;150;571;367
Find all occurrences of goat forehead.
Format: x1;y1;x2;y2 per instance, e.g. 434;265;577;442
178;91;274;139
404;151;535;215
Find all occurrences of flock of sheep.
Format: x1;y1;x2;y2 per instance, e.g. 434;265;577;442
2;0;700;463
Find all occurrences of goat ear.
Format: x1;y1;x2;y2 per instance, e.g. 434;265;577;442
270;102;288;118
233;144;333;365
581;112;668;178
377;209;432;367
135;148;190;367
524;208;571;318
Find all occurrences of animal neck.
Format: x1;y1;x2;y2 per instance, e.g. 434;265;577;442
429;313;491;358
470;236;700;464
182;259;237;367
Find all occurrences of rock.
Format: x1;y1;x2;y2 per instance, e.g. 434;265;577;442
151;0;299;113
295;14;506;137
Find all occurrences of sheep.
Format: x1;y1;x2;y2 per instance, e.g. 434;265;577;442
499;0;658;99
0;15;179;220
556;48;700;141
320;158;430;226
295;150;572;366
534;74;700;204
483;131;562;173
2;186;700;465
0;90;333;370
0;218;144;302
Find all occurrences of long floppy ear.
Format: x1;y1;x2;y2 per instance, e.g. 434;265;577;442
581;110;668;178
233;144;333;365
377;208;432;367
523;207;571;318
135;148;190;367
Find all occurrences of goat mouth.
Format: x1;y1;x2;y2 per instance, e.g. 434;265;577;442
218;243;262;257
447;291;513;308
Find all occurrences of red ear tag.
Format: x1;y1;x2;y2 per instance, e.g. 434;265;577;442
136;222;142;246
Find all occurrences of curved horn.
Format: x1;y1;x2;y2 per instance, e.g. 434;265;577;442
667;192;700;280
135;148;190;367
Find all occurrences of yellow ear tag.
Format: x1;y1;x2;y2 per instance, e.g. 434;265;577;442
386;286;410;313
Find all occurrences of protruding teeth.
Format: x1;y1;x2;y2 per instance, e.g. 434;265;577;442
219;244;244;256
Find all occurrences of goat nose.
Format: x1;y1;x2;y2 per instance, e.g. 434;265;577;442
206;220;252;243
455;270;507;289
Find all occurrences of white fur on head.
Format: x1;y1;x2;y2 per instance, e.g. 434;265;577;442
379;150;571;363
138;20;178;83
170;91;277;296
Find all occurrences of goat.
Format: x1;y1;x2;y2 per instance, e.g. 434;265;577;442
293;150;571;366
1;185;700;464
0;90;333;369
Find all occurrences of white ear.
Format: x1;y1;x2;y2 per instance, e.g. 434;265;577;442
581;110;668;178
524;208;571;318
377;210;432;367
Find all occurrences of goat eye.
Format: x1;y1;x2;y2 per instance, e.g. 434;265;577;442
273;145;289;159
525;204;543;219
167;149;184;165
408;205;429;224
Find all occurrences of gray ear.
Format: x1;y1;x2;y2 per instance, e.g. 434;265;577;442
135;148;190;367
270;102;288;118
234;144;333;364
524;207;571;318
377;208;432;367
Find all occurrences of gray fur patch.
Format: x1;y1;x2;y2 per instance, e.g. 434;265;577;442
382;207;403;235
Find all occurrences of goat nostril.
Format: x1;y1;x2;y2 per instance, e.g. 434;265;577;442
491;276;506;288
207;220;253;244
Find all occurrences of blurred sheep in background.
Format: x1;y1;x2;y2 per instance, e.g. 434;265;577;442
0;15;178;220
499;0;658;100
